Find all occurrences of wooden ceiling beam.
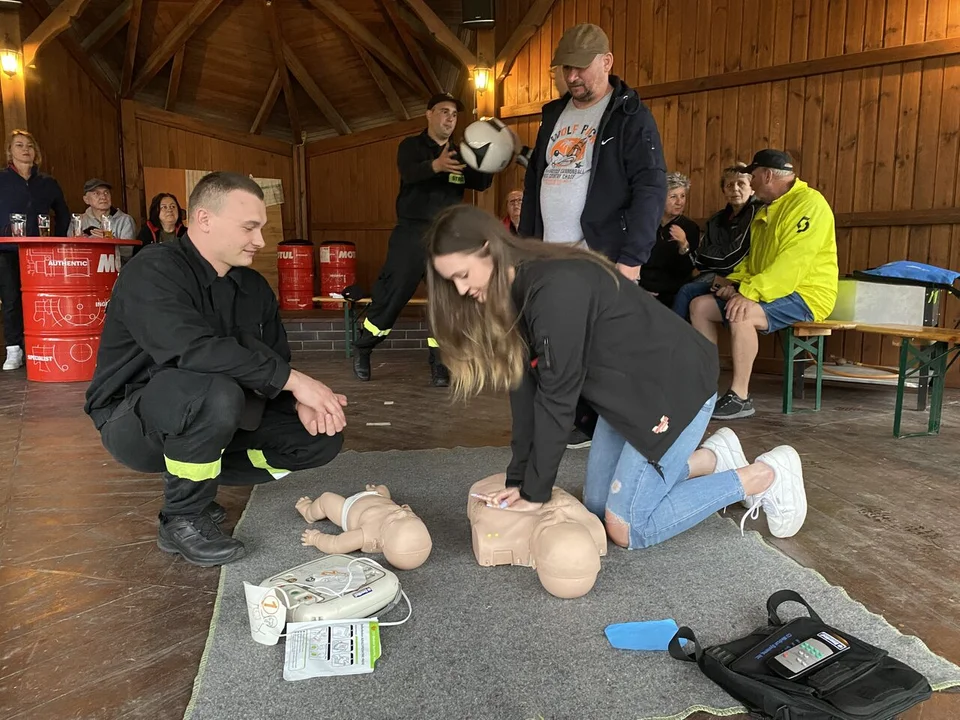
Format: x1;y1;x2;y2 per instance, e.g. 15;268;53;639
130;0;223;96
120;0;142;97
81;0;131;53
250;68;282;135
378;0;442;96
165;47;184;111
353;41;409;121
262;0;301;142
281;42;350;136
305;0;427;96
21;0;118;102
496;0;559;81
22;0;93;68
399;0;476;70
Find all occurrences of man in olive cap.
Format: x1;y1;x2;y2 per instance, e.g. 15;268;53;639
519;23;667;281
519;22;668;449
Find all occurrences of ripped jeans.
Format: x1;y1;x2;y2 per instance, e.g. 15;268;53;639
582;394;744;549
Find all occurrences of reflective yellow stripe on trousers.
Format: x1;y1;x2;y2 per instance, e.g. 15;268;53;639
164;456;222;482
247;449;290;479
363;318;391;336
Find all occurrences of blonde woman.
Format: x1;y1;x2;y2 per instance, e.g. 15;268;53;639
0;130;70;370
425;204;808;546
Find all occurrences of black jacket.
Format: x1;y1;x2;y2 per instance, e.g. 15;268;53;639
136;220;187;250
519;76;667;266
84;235;292;429
395;130;493;223
639;215;701;296
693;197;763;275
0;165;70;251
506;258;719;503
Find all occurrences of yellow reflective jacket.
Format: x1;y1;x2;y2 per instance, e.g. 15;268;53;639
727;179;838;321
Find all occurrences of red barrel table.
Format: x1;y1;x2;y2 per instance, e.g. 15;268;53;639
318;240;356;310
277;239;315;311
14;237;140;383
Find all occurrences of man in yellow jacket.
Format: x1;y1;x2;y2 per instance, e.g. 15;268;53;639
691;149;838;420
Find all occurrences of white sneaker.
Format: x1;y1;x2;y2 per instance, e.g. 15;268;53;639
740;445;807;538
701;427;752;507
3;346;22;370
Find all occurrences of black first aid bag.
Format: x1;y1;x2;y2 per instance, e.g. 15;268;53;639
668;590;932;719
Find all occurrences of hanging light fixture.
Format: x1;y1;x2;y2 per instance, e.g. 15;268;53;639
0;33;20;77
472;63;491;95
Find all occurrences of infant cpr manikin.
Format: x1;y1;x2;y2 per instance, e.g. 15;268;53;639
296;484;432;570
467;474;607;598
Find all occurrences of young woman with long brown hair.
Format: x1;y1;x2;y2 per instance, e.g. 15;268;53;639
425;204;808;547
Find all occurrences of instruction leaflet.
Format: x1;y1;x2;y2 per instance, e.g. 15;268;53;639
283;619;382;681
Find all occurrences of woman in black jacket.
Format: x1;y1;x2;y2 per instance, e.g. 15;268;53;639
425;205;807;547
0;130;70;370
136;193;186;252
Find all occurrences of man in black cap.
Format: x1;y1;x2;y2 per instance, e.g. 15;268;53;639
80;178;137;240
690;149;838;421
352;92;495;386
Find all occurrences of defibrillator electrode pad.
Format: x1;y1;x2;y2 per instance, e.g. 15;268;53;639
244;554;402;646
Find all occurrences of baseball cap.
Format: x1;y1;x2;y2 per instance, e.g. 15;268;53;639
427;92;464;111
83;178;111;194
743;149;795;173
551;23;610;68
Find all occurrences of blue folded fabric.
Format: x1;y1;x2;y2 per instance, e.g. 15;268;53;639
861;261;960;287
605;619;682;652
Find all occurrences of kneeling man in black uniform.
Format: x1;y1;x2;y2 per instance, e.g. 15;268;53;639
84;171;346;567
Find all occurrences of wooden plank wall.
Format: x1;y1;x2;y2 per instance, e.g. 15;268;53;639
134;118;296;239
498;0;960;382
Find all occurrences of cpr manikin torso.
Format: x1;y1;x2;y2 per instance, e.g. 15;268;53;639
468;474;607;598
296;485;432;570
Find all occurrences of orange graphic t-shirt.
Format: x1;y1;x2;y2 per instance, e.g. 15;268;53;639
539;96;608;244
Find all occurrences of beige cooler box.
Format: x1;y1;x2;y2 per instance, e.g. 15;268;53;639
828;278;927;325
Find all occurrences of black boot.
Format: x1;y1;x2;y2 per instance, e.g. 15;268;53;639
205;500;226;524
157;512;245;566
428;349;450;387
353;351;372;381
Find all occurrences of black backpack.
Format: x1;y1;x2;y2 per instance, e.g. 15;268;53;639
668;590;932;719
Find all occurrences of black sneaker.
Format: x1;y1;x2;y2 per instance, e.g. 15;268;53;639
353;351;371;381
157;512;245;567
712;390;755;419
567;428;592;449
206;501;226;524
430;362;450;387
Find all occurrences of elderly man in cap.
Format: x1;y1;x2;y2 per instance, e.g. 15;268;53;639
81;178;137;240
519;22;667;449
690;149;838;420
352;92;497;386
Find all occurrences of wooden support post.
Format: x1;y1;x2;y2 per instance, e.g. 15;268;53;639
120;99;144;225
292;141;308;239
0;8;26;137
473;28;497;216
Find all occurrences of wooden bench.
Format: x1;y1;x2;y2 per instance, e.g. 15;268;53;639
312;295;429;358
782;321;960;438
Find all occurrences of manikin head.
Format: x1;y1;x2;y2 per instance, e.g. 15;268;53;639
721;164;754;211
532;521;603;598
425;92;463;144
380;505;433;570
426;205;618;400
188;171;267;277
552;23;613;107
744;148;797;204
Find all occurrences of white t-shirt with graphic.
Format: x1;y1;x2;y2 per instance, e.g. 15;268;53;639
539;92;611;244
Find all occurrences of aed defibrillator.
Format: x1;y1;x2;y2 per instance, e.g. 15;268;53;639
259;554;402;622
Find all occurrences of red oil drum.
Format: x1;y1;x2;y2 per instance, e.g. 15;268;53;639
277;239;315;311
319;240;356;310
18;241;123;383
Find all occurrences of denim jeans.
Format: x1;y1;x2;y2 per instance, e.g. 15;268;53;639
583;394;745;549
671;275;714;320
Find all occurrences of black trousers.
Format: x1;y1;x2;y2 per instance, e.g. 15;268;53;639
355;220;434;354
99;369;343;516
0;251;23;347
